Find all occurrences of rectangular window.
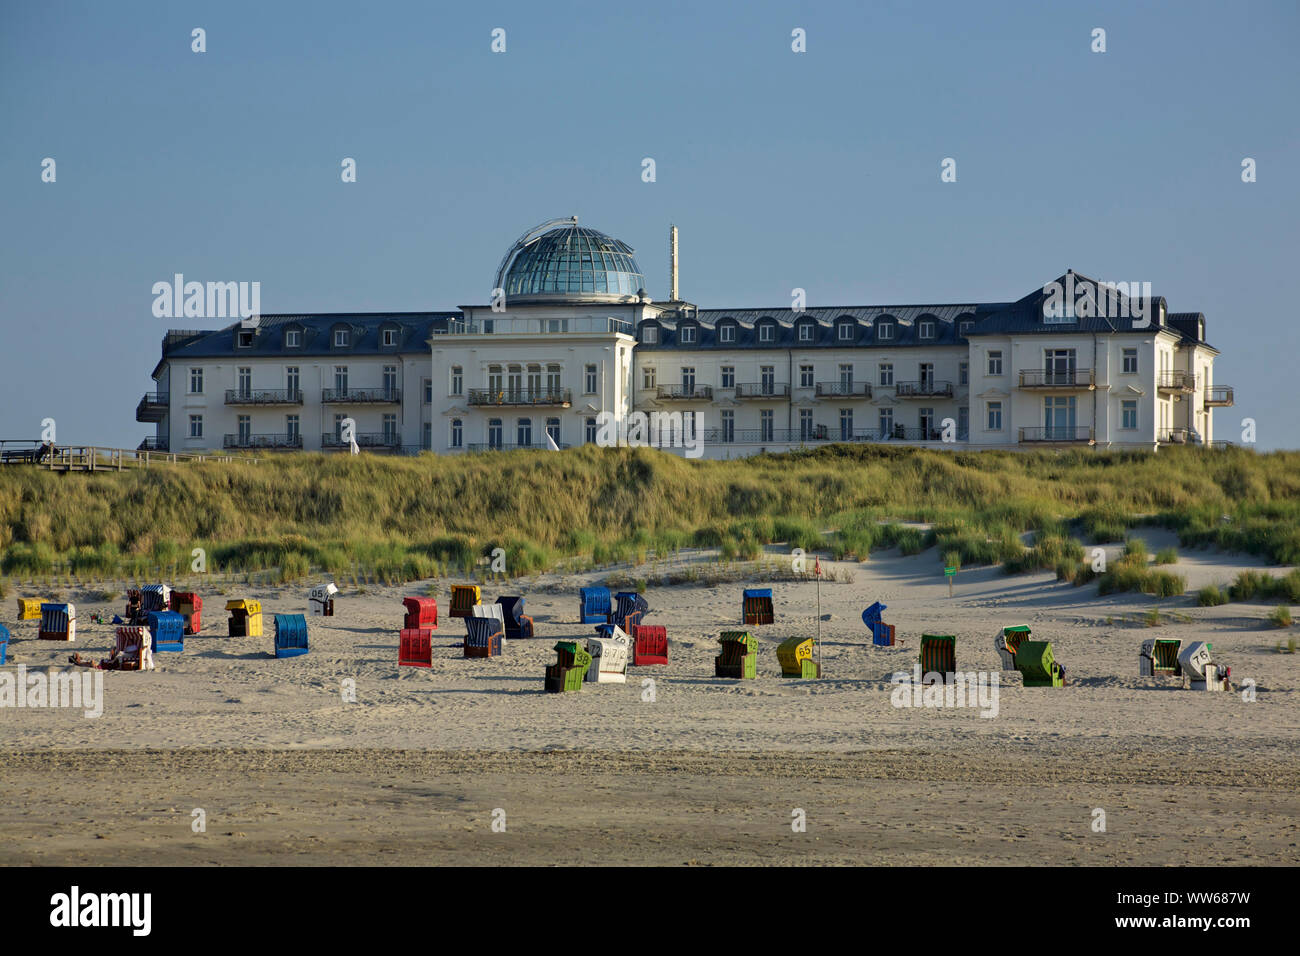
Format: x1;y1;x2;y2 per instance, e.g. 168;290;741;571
516;418;532;447
800;409;814;440
988;351;1003;376
719;324;735;343
879;363;893;387
382;328;397;347
1122;348;1138;374
546;418;561;445
721;366;734;389
585;417;598;444
760;409;773;442
451;366;463;396
237;415;251;443
450;419;463;449
879;407;893;438
1044;396;1077;438
839;323;854;341
286;414;299;442
958;406;969;439
959;362;968;386
799;365;814;388
877;323;894;341
334;414;347;440
919;407;934;437
839;408;853;441
643;366;657;389
189;368;203;394
237;367;251;397
799;324;813;341
286;367;299;396
720;410;734;443
680;326;696;344
334;329;349;348
423;379;432;404
1121;400;1138;430
334;366;348;392
918;320;935;340
759;324;774;343
488;419;503;449
383;365;398;397
547;365;561;392
838;364;853;388
987;402;1003;431
422;422;431;450
189;414;203;438
641;325;658;344
919;363;934;390
285;330;301;348
681;367;696;392
237;330;254;348
760;366;775;394
585;364;598;394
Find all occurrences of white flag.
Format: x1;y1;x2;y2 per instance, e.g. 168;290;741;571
545;433;559;451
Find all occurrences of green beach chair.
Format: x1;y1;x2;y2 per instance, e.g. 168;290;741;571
1015;640;1065;687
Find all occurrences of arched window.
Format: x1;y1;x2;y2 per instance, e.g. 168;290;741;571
517;418;532;447
487;418;502;449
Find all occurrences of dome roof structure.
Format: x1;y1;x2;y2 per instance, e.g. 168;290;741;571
496;217;645;302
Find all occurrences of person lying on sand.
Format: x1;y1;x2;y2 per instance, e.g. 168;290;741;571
68;651;133;671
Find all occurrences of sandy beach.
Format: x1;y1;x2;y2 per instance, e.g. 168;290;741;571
3;532;1297;865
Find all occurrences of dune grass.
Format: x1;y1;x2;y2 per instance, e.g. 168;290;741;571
0;444;1297;587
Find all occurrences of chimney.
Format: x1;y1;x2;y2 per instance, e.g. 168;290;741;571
669;224;679;302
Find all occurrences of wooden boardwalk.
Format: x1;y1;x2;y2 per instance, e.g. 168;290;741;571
0;442;259;472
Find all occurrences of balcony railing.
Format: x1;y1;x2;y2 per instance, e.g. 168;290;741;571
321;388;402;404
1157;370;1196;392
135;392;169;422
1158;428;1194;445
223;433;304;450
136;437;168;451
224;388;303;405
1018;368;1095;389
734;382;791;399
466;442;572;452
320;432;401;449
700;426;961;444
1019;426;1095;443
815;382;872;398
656;384;713;400
1204;385;1234;407
466;388;572;407
893;380;953;398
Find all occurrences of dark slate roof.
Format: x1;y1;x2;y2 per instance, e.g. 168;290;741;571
965;272;1188;338
153;312;462;376
638;304;996;350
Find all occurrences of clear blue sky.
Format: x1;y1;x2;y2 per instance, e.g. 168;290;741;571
1;0;1296;448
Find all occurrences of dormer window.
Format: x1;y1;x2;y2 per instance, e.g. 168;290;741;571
837;321;855;341
719;323;736;343
876;320;895;341
680;325;697;344
641;324;658;344
918;319;936;340
334;328;350;348
237;330;254;348
759;323;775;343
959;320;973;337
285;329;301;348
1043;297;1076;324
799;323;814;342
381;328;398;347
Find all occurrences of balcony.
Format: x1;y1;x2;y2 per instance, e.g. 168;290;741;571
1158;428;1194;445
223;433;304;450
734;383;791;399
135;392;169;422
1019;426;1095;444
466;442;572;452
136;436;168;452
656;384;713;400
1205;385;1234;407
321;387;402;404
699;425;958;445
320;432;401;449
1018;368;1095;389
466;388;572;407
224;388;303;406
1157;371;1196;393
815;381;872;398
894;380;954;398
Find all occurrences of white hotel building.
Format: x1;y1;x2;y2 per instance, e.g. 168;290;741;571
137;218;1232;457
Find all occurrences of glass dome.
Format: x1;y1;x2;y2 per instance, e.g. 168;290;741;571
501;223;644;300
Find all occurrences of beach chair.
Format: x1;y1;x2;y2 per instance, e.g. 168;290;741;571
449;584;480;618
464;615;505;658
402;596;438;631
170;591;203;635
38;603;76;641
609;591;649;632
1014;640;1065;687
16;598;42;620
579;586;611;624
140;585;171;617
996;625;1032;670
0;623;9;665
715;630;758;679
112;626;155;672
496;596;534;640
862;601;896;646
399;627;433;668
1139;638;1181;677
919;634;956;683
273;613;310;658
308;583;338;617
545;641;591;692
742;588;774;626
777;636;819;678
147;610;186;653
586;624;630;683
225;599;263;637
1179;641;1228;691
630;624;668;666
